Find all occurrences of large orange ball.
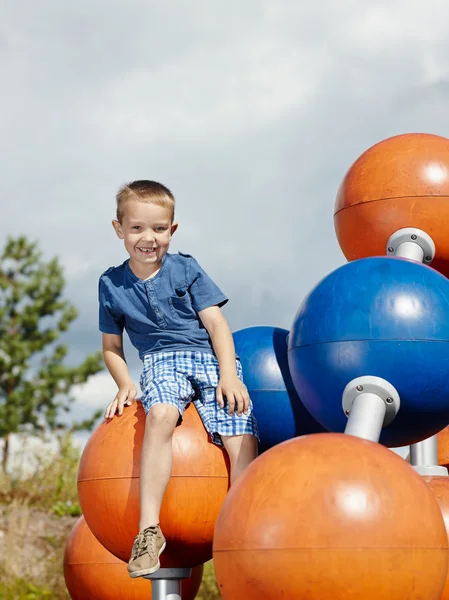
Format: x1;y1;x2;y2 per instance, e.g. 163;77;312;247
63;516;203;600
334;133;449;276
423;476;449;600
78;401;229;567
213;433;448;600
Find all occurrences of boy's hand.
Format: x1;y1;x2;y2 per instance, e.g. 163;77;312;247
216;375;250;416
104;381;137;419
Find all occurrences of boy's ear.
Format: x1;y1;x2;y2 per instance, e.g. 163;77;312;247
112;219;124;239
170;222;178;236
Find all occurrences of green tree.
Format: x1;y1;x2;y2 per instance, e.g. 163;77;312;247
0;236;104;471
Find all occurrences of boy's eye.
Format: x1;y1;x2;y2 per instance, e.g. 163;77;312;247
132;226;141;230
155;227;167;232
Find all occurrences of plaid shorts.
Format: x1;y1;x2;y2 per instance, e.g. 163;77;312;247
139;350;259;447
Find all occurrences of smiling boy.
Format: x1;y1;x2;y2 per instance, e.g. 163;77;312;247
98;180;259;578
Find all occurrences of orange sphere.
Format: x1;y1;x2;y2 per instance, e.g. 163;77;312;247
213;433;448;600
334;133;449;276
78;401;229;567
423;476;449;600
438;426;449;469
63;516;203;600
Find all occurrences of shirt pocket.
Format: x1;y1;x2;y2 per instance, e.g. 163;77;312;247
168;288;196;322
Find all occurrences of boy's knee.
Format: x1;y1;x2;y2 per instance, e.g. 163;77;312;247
146;403;180;431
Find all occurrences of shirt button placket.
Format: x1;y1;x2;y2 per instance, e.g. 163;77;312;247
146;281;167;328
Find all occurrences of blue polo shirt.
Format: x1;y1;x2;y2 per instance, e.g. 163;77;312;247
98;252;228;359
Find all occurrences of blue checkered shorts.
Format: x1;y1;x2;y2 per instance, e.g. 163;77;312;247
139;351;259;447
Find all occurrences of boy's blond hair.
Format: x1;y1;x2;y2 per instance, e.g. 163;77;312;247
116;180;175;223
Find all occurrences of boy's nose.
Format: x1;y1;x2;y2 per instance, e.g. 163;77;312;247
142;230;155;241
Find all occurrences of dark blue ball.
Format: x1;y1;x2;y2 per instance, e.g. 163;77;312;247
233;326;325;453
288;257;449;447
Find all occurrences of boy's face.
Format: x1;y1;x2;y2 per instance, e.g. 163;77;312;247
112;200;178;278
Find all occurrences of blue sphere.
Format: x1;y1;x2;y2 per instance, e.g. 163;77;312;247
233;326;325;452
288;257;449;447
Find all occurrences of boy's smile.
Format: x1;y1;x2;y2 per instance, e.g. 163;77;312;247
112;200;178;279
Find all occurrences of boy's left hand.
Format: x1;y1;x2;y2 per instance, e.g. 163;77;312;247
216;375;250;416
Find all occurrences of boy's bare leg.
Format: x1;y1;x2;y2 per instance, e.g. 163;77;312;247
222;434;258;486
139;403;180;530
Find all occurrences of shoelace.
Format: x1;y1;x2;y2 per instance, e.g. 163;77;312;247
131;526;159;560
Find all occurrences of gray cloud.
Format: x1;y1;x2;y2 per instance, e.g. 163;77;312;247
2;0;449;429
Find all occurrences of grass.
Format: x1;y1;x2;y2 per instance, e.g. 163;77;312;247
0;433;82;516
0;499;72;599
0;433;221;599
198;561;221;599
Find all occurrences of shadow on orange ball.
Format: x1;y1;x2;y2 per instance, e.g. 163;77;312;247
213;433;448;600
78;401;229;567
64;516;203;600
334;133;449;277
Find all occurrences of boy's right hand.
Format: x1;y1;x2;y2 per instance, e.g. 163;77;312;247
104;381;137;419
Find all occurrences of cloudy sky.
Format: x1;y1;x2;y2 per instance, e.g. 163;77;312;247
2;0;449;452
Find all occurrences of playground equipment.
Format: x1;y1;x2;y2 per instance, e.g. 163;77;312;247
213;433;448;599
64;516;203;600
213;132;449;599
233;325;325;452
77;401;228;599
77;401;228;566
72;132;449;599
74;333;327;599
334;132;449;276
287;256;449;448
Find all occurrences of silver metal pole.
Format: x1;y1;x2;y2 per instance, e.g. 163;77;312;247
410;435;438;465
395;241;424;262
151;580;182;600
386;228;435;264
344;392;387;442
144;567;192;600
409;435;448;476
342;376;400;443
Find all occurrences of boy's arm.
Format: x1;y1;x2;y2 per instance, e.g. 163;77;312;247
102;333;137;419
198;306;249;416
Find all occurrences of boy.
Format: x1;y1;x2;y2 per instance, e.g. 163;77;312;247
98;180;259;579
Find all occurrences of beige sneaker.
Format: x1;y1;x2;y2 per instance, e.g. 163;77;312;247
127;524;166;578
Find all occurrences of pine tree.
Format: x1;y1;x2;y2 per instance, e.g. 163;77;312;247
0;236;104;471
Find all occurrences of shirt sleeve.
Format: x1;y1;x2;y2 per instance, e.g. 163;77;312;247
98;277;125;335
187;256;228;312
